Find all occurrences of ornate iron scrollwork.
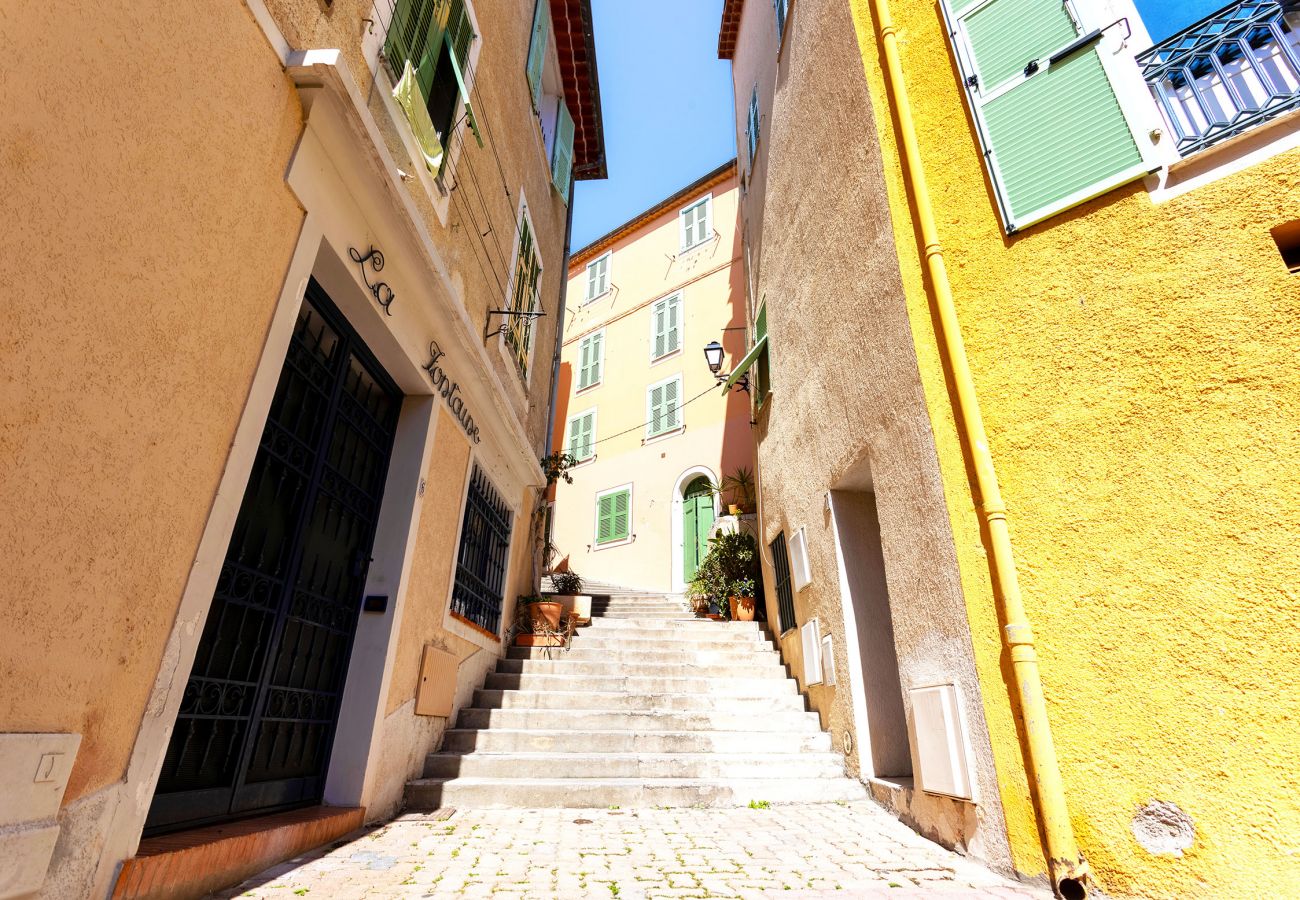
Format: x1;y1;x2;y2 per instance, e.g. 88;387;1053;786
349;246;395;316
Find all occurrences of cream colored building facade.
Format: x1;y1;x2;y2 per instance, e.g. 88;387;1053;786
0;1;602;897
548;163;754;593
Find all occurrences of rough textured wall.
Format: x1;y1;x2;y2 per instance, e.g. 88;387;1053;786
848;0;1300;894
740;0;1014;873
0;0;304;804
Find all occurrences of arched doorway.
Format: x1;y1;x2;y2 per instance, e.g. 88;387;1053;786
681;476;716;585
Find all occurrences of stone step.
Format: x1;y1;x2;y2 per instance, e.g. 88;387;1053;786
483;673;798;696
589;613;696;620
505;646;780;664
494;658;789;679
472;688;808;713
405;776;868;809
442;728;834;755
583;619;762;632
570;634;771;651
422;751;846;780
455;707;821;733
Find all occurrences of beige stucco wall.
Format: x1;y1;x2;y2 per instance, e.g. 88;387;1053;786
549;174;755;592
0;0;305;807
727;0;1014;873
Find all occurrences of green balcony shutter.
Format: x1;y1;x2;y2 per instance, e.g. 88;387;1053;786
526;0;550;112
590;332;603;384
648;383;665;435
577;337;592;389
666;297;681;355
552;100;576;199
387;0;450;98
568;415;583;458
944;0;1147;232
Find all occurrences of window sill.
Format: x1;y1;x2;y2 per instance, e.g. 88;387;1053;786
643;426;685;446
575;381;602;396
650;348;683;367
678;239;712;256
594;535;634;551
583;289;612;305
1146;106;1300;204
449;610;501;643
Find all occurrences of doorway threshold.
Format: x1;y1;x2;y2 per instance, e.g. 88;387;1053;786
112;805;364;900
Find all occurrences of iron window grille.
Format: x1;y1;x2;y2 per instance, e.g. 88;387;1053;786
452;465;513;635
771;531;797;634
1138;0;1300;157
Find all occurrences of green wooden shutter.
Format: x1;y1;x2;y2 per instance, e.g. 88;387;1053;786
648;383;665;436
552;100;576;199
567;415;585;459
611;490;630;541
577;336;592;389
652;301;668;359
596;494;614;543
589;332;602;385
944;0;1148;232
663;378;680;430
387;0;450;98
526;0;550;112
579;413;594;460
665;296;681;355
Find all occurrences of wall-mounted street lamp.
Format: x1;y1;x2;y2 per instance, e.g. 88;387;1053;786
702;340;749;393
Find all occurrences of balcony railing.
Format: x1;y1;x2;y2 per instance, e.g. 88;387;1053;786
1138;1;1300;156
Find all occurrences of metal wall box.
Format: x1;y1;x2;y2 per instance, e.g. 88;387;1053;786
0;733;81;900
414;645;460;717
909;684;974;800
789;527;812;591
800;619;822;686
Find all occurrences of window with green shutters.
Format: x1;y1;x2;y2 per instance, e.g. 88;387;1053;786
595;487;631;546
385;0;481;174
525;0;550;112
679;196;712;252
753;303;770;404
646;375;682;439
505;203;541;381
585;254;610;302
566;410;595;462
941;0;1152;232
551;99;575;199
576;330;603;390
650;293;682;361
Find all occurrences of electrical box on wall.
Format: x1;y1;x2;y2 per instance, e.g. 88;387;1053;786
415;645;460;717
908;683;974;800
801;619;822;686
789;527;812;591
820;634;836;686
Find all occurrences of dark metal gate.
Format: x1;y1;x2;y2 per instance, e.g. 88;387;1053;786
146;279;402;833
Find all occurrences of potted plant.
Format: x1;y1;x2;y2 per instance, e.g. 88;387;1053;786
719;467;757;515
549;570;591;623
514;593;564;646
728;576;758;622
691;531;762;621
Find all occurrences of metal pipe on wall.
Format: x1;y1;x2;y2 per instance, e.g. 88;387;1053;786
865;0;1088;895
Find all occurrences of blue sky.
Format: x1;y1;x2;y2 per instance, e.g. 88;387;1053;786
571;0;1222;248
572;0;735;249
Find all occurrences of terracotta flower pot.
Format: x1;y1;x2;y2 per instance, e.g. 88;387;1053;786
728;596;756;622
554;594;591;622
526;600;563;631
728;504;742;516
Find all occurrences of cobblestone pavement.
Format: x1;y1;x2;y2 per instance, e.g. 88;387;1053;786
214;802;1047;899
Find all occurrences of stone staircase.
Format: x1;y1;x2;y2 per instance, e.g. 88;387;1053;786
404;591;867;808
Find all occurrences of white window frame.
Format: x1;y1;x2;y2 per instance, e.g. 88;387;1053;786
564;407;598;464
644;372;685;443
593;482;634;550
576;327;605;393
649;292;684;364
679;194;713;253
789;526;813;591
585;252;611;303
499;189;543;390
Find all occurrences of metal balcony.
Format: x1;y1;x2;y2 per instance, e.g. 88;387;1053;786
1138;1;1300;156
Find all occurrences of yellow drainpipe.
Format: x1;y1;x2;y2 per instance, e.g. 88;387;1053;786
866;0;1088;897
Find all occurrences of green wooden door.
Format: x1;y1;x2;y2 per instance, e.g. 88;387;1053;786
682;477;715;583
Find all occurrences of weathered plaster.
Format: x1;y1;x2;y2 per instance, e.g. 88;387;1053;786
847;0;1300;894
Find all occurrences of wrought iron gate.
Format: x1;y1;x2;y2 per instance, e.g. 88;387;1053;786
146;280;402;833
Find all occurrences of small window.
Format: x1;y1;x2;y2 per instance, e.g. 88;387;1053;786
746;87;761;170
1271;220;1300;273
650;293;683;361
646;375;683;439
679;196;712;252
386;0;481;178
586;254;610;301
577;330;604;390
595;486;632;546
770;531;797;634
774;0;789;45
504;201;542;381
566;410;596;462
789;526;812;591
451;464;513;635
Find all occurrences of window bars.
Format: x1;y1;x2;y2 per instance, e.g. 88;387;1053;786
452;465;513;635
1138;0;1300;156
771;531;797;635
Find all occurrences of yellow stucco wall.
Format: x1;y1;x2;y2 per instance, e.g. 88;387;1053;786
848;0;1300;895
0;0;305;804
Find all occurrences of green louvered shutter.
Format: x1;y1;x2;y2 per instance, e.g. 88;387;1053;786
665;296;681;355
552;100;576;199
387;0;450;98
611;490;630;541
662;378;680;430
588;332;602;385
526;0;550;112
943;0;1148;232
578;413;594;460
577;337;592;389
567;415;583;459
596;494;614;544
648;383;665;436
652;301;668;359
